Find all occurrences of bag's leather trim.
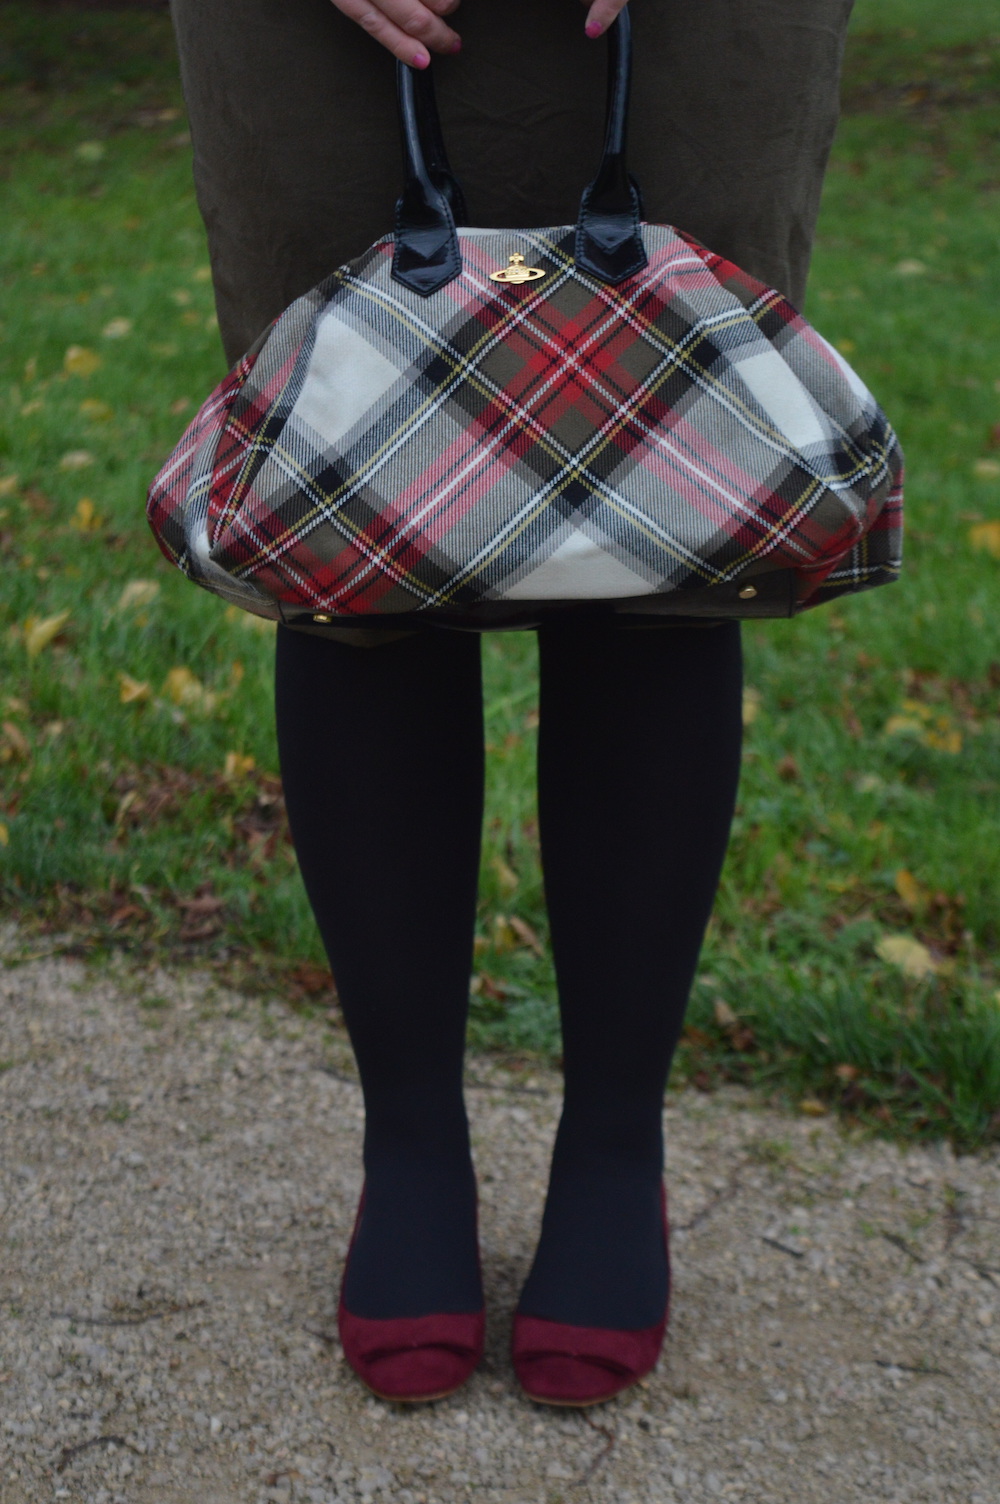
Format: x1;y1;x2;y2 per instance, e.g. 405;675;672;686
278;569;798;635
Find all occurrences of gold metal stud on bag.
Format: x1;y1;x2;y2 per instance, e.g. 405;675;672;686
490;253;546;285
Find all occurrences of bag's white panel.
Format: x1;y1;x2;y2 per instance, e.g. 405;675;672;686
732;349;829;450
293;312;405;448
503;528;657;600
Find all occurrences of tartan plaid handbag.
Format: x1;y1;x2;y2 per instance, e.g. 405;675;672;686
147;8;903;631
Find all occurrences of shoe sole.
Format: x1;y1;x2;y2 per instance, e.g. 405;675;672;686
362;1379;469;1404
517;1374;642;1408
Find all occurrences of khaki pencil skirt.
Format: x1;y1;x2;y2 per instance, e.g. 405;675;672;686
169;0;854;643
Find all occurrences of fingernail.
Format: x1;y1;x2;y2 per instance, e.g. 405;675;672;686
412;49;430;67
450;35;462;52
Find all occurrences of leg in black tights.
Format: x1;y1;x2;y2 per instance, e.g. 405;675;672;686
517;621;743;1329
275;625;485;1318
275;617;742;1330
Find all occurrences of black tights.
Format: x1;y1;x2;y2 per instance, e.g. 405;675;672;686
275;620;742;1328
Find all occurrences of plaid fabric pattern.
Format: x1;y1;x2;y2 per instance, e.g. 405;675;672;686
147;224;903;622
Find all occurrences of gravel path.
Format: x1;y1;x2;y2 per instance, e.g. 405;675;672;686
1;944;998;1504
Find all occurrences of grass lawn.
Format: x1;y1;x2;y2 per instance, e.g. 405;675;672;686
1;0;998;1146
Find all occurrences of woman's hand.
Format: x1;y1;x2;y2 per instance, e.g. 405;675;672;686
329;0;630;68
329;0;463;69
581;0;630;41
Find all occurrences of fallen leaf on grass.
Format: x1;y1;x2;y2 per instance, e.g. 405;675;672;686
71;498;103;532
0;476;19;497
222;751;255;781
469;973;508;1001
508;914;544;957
23;611;71;657
895;259;927;277
288;963;335;998
710;998;756;1052
108;903;146;929
59;451;93;472
177;892;225;917
79;399;114;422
102;318;132;340
491;856;519;891
117;579;160;611
75;141;105;163
162;666;217;714
64;346;101;377
875;934;939;980
0;823;8;847
968;521;1000;557
118;675;151;705
169;397;191;416
175;887;226;942
1;722;30;761
894;868;928;911
742;686;762;725
798;1098;827;1117
973;459;1000;480
834;1063;860;1082
884;701;962;754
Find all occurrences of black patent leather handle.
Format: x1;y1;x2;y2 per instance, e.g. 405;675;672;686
392;62;463;296
575;7;647;283
392;6;646;296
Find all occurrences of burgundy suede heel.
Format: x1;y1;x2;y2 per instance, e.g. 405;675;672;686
511;1184;670;1407
337;1190;485;1403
